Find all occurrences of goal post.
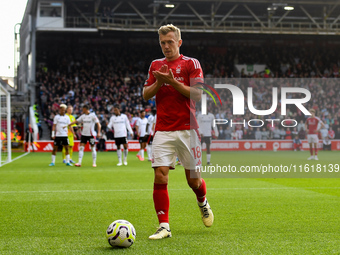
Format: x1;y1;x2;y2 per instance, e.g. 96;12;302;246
0;84;11;166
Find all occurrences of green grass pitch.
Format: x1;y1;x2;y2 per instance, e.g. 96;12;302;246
1;150;340;254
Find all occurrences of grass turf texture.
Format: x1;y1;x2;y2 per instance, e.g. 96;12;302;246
0;150;340;254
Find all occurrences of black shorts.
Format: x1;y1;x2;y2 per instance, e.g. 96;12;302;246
201;136;212;145
148;135;153;145
139;136;148;143
115;137;127;147
54;137;69;146
80;135;96;146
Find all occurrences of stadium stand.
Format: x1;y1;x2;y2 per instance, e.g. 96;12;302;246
35;36;340;140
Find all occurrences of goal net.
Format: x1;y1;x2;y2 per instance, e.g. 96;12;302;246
0;84;11;166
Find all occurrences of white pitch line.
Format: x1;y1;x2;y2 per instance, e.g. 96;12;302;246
0;186;340;194
0;152;30;167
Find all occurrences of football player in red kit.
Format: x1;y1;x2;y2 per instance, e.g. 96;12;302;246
305;109;325;160
143;24;213;239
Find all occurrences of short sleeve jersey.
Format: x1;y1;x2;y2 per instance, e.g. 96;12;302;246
144;54;204;132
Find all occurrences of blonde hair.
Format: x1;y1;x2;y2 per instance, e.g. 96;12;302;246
158;24;181;41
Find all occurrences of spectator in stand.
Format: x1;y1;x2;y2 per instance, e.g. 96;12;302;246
320;127;329;140
323;137;332;151
328;126;335;139
41;92;48;115
297;120;305;132
291;127;298;138
335;127;340;139
293;135;302;151
298;127;306;140
231;129;238;140
235;127;243;140
272;126;281;139
255;128;262;140
279;128;286;140
224;126;232;140
218;127;225;139
285;128;292;140
261;127;269;140
247;127;255;139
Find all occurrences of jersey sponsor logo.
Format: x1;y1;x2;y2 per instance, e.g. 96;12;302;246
113;120;125;124
43;143;54;151
175;76;184;81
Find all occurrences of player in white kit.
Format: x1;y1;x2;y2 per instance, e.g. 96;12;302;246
49;104;75;166
197;112;218;165
107;104;134;166
136;110;148;161
68;105;101;167
146;109;157;161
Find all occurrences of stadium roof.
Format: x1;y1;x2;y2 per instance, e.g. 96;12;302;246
21;0;340;34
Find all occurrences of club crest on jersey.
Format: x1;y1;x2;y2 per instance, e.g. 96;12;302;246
176;64;181;74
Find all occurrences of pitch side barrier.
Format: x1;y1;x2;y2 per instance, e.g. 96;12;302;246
26;140;340;152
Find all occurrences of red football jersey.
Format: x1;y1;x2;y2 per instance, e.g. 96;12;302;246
144;54;204;132
306;117;322;134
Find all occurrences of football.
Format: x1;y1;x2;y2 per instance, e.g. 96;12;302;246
106;220;136;248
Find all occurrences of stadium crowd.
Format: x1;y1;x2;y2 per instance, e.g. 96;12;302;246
35;41;340;141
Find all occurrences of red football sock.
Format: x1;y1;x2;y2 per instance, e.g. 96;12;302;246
153;183;169;224
192;178;206;203
309;147;313;155
314;147;318;155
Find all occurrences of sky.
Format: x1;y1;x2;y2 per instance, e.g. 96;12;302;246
0;0;28;77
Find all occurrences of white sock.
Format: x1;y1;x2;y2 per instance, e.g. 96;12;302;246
79;146;84;164
123;149;128;161
159;222;170;230
197;197;207;207
117;149;122;163
92;146;97;165
140;149;144;159
147;145;152;160
207;154;211;163
51;155;56;164
66;154;70;164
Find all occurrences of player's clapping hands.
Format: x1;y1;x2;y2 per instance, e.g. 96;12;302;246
152;64;175;85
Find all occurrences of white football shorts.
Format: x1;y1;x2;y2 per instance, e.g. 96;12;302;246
151;129;202;170
307;134;318;144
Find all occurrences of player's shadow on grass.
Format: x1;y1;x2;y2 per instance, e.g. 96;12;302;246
96;246;135;253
